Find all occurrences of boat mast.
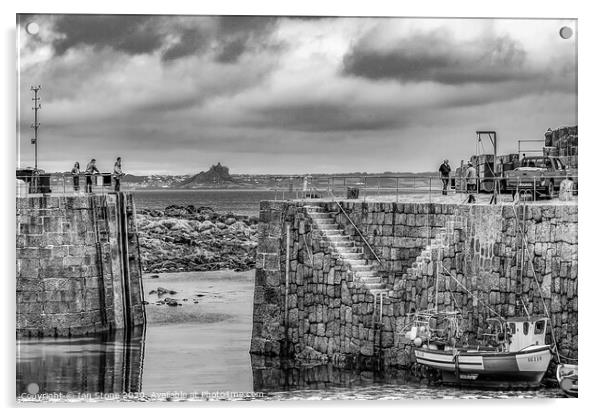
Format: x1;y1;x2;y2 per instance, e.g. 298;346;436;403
435;251;440;313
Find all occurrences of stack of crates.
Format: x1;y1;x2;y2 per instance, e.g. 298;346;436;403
543;125;578;169
496;153;519;173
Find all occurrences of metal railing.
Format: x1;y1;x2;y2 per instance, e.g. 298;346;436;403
269;174;578;204
327;189;385;268
16;173;118;197
16;172;578;203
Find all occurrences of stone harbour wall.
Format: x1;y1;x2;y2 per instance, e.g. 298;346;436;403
16;193;145;337
250;200;578;369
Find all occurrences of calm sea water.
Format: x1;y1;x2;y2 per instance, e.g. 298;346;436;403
131;189;279;217
16;272;565;402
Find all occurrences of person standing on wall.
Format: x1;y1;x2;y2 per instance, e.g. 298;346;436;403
438;159;451;195
113;157;124;192
85;159;100;193
465;162;477;203
71;162;80;192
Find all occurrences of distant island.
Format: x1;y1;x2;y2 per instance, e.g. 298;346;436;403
177;163;243;189
42;163;438;190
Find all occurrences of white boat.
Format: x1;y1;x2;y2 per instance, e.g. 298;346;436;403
407;313;553;387
556;363;578;397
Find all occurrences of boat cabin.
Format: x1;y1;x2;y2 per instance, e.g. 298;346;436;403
504;317;549;352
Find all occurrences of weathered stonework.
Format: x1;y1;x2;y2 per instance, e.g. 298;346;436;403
16;193;146;337
250;201;578;369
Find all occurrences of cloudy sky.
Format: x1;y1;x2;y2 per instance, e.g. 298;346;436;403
17;15;577;175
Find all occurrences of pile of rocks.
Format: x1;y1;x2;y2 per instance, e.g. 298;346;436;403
136;205;258;273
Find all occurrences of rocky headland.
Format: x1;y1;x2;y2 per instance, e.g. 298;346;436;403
136;205;258;273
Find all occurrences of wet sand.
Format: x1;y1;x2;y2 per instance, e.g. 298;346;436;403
141;270;255;393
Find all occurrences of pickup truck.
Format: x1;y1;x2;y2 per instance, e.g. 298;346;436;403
504;156;577;197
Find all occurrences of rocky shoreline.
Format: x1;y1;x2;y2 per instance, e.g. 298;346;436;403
136;205;258;273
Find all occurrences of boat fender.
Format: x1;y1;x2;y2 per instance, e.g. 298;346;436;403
560;378;575;392
414;337;423;347
454;350;461;380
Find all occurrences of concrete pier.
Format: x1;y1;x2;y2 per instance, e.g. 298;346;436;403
250;200;578;368
16;193;146;337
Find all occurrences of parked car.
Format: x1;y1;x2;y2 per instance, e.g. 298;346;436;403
504;156;577;197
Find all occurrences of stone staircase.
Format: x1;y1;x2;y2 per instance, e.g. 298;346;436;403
304;205;386;293
405;216;462;281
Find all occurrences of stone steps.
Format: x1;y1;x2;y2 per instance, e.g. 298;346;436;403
363;282;385;290
359;276;382;284
330;240;355;248
315;223;340;230
312;216;334;222
305;205;384;292
339;252;365;260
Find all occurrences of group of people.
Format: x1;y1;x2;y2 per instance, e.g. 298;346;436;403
70;157;124;193
438;159;478;203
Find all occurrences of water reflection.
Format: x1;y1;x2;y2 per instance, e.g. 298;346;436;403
250;355;564;399
16;329;564;401
16;326;145;396
251;354;432;393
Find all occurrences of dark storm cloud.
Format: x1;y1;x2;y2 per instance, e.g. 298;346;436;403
342;29;535;85
52;15;163;55
216;37;249;63
161;26;211;61
49;14;281;64
248;102;406;132
162;16;281;63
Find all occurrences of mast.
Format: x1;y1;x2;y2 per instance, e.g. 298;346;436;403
435;248;440;313
30;85;41;171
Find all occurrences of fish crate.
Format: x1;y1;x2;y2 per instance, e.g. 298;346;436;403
545;130;554;147
543;146;558;157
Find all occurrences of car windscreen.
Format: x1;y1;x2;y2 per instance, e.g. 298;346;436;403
553;158;565;170
520;158;552;168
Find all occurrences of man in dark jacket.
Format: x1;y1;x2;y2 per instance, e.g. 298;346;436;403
438;159;451;195
113;157;124;192
85;159;100;193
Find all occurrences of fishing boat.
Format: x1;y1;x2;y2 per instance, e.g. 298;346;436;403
403;210;564;388
556;364;578;397
408;313;553;387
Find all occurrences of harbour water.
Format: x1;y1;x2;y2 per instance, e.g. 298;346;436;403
131;189;276;217
16;271;565;402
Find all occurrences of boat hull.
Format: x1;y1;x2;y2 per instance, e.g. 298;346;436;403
414;345;552;387
557;364;578;397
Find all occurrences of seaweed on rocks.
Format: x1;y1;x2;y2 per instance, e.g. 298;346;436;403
137;205;258;273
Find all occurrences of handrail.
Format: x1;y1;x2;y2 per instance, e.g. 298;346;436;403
327;189;385;269
271;173;578;205
16;172;117;196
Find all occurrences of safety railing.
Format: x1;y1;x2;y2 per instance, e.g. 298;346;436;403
326;189;385;268
269;174;578;204
16;173;120;197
